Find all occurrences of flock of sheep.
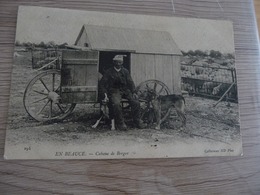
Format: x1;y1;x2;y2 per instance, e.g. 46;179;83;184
180;51;237;101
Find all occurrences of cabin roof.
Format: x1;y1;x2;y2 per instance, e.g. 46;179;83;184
75;25;182;55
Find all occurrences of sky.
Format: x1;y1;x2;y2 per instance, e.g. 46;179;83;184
16;6;235;53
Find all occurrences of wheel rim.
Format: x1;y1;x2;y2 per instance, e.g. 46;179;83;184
136;80;171;125
23;70;76;122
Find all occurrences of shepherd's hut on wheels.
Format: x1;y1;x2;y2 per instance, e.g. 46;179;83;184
23;24;183;123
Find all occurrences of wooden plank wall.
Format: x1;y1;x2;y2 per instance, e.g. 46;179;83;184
172;56;181;93
61;50;99;103
131;53;181;93
1;0;260;194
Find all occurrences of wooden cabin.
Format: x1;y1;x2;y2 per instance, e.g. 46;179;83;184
61;25;182;103
74;25;182;94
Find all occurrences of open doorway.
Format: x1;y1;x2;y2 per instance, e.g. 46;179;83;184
98;51;131;75
98;51;131;101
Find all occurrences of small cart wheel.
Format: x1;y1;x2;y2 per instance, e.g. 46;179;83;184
23;69;76;122
136;80;171;125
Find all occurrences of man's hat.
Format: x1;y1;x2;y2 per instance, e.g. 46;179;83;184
113;55;124;61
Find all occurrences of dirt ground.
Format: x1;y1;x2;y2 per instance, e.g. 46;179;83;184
6;53;241;146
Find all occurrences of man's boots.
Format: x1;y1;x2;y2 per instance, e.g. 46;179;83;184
135;120;147;129
117;121;127;131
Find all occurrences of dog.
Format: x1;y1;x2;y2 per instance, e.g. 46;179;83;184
151;94;186;130
91;94;115;130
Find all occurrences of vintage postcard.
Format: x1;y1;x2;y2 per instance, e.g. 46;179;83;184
4;6;242;159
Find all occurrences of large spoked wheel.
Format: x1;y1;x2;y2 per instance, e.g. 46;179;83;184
23;69;76;122
136;80;171;125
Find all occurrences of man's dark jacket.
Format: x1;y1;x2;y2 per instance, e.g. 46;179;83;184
99;67;136;96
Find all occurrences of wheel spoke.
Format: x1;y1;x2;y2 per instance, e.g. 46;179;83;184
55;85;60;92
145;83;151;90
153;82;157;91
141;105;150;119
161;107;172;122
145;83;154;95
39;78;50;92
33;90;48;95
158;85;165;95
37;100;50;115
52;73;55;91
32;96;48;104
57;103;65;113
49;101;53;118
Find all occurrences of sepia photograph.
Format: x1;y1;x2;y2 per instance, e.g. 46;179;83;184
4;6;242;159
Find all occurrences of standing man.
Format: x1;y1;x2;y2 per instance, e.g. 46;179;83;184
99;55;146;130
